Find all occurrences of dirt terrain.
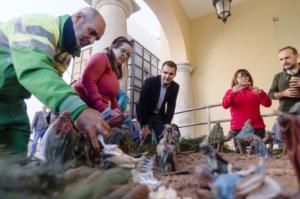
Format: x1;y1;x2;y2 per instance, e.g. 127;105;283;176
156;152;298;198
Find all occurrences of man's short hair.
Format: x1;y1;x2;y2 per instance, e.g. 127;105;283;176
74;7;101;23
279;46;298;55
162;60;177;71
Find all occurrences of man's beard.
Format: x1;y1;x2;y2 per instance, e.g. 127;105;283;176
285;63;297;70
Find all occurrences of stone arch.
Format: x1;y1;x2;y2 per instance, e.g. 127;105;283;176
144;0;190;63
144;0;195;138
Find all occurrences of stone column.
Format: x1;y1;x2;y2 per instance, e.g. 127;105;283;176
92;0;139;53
173;63;195;138
91;0;139;90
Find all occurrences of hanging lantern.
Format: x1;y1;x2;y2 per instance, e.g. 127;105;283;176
213;0;232;23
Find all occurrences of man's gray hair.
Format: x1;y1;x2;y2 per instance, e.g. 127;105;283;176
73;7;101;22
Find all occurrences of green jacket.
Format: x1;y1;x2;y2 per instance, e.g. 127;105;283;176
268;70;300;112
0;14;86;121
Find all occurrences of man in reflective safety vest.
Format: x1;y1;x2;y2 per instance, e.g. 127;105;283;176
0;7;110;154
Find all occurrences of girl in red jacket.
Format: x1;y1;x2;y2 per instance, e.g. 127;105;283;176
222;69;272;141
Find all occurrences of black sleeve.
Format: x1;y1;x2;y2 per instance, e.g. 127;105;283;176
46;112;51;125
137;78;152;126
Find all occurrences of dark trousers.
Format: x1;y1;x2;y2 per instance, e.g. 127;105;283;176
232;128;266;139
149;113;165;141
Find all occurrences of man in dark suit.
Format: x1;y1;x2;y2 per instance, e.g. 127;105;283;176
136;60;179;141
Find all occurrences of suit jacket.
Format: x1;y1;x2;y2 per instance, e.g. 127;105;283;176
136;75;179;126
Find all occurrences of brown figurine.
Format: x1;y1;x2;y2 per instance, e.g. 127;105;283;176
156;124;180;172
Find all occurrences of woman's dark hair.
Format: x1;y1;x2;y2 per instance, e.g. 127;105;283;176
231;69;253;87
106;36;133;79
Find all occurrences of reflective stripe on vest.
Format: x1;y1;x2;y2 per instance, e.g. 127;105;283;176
0;29;9;52
0;29;12;65
11;40;55;56
11;17;56;56
14;17;56;47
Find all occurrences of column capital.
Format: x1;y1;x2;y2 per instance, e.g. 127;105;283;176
176;62;193;73
92;0;140;18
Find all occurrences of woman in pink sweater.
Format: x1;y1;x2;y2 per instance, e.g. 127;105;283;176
73;36;132;115
222;69;272;140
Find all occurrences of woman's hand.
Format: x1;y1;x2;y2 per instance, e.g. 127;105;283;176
232;85;244;93
252;86;262;94
114;108;122;113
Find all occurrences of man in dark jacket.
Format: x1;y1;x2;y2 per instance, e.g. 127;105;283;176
136;61;179;141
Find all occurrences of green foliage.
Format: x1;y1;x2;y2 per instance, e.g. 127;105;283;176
179;135;206;152
208;122;225;145
222;143;235;153
0;150;67;199
132;142;157;155
62;168;131;199
0;149;132;199
130;133;157;155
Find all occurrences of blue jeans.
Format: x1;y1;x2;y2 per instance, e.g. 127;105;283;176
31;128;47;156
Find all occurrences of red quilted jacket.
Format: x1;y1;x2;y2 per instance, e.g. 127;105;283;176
222;87;272;130
72;52;120;112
